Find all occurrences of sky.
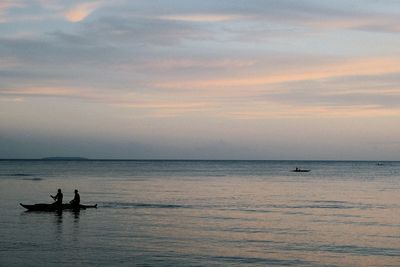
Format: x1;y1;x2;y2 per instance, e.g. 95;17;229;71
1;0;400;160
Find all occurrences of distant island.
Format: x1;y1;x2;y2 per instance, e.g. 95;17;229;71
41;157;89;161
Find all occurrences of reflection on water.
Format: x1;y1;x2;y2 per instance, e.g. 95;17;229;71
0;160;399;266
72;211;80;244
55;210;63;223
72;210;80;221
54;211;63;245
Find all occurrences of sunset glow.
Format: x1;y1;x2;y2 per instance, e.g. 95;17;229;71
1;0;400;159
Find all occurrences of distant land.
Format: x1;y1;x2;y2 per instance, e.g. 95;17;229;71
41;157;89;161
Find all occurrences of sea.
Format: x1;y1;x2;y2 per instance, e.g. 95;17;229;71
0;160;399;267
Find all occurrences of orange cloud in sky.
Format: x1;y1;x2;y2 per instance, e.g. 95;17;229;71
153;58;400;90
3;55;400;120
321;88;400;96
119;102;211;110
3;82;399;120
2;86;94;99
228;104;400;119
64;2;101;22
307;16;400;32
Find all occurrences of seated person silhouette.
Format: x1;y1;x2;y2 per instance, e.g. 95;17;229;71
70;189;80;209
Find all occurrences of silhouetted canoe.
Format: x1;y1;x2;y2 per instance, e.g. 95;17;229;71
20;203;97;211
291;169;311;172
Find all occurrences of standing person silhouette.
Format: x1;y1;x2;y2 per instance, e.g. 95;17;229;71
51;189;63;208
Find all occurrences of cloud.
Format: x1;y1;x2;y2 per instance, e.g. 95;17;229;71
117;101;216;117
1;0;400;122
159;14;246;22
140;58;257;70
0;86;100;101
228;105;400;119
305;16;400;33
64;1;102;22
153;58;400;89
0;1;24;22
109;0;400;33
81;16;212;46
0;34;124;71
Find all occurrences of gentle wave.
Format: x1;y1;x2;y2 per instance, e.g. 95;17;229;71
2;160;399;266
245;240;400;257
101;202;190;209
0;173;34;177
209;255;311;266
0;173;43;181
271;201;373;210
230;202;373;213
22;177;43;181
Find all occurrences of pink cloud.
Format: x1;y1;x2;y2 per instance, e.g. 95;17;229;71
64;2;102;22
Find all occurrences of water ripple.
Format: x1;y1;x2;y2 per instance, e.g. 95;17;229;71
101;202;190;209
0;173;33;177
22;177;43;181
210;255;313;266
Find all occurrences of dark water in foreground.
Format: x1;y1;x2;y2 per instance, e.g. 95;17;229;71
0;160;399;266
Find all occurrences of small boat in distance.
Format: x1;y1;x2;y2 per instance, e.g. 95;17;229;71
20;203;97;211
291;167;311;172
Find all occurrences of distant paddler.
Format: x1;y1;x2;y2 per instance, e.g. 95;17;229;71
291;167;311;172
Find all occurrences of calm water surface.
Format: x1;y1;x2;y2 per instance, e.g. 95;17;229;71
0;160;399;266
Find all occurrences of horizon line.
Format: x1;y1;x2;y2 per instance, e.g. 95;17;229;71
0;158;397;162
